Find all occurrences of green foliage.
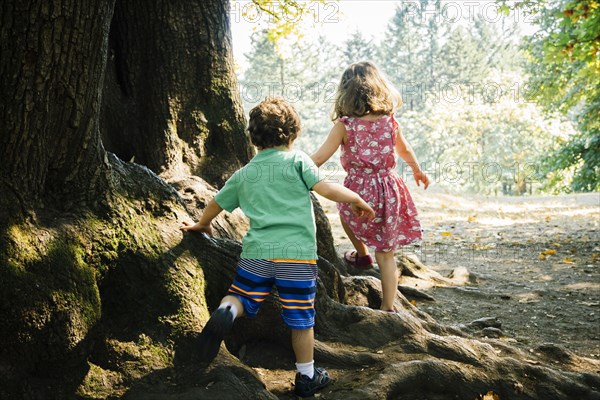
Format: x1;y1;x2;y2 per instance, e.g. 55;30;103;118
540;131;600;192
246;0;331;43
519;0;600;191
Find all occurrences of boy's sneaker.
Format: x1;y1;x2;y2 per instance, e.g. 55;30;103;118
197;306;234;363
294;367;331;397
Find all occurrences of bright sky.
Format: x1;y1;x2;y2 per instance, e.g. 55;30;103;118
230;1;537;72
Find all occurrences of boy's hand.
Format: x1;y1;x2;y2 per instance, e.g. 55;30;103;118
351;199;375;219
413;170;430;189
180;221;213;236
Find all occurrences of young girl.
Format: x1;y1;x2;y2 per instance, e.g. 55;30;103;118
311;61;429;313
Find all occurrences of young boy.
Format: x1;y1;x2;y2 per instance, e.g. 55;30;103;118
181;97;374;397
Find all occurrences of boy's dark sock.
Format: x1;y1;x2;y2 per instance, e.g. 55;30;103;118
197;305;235;363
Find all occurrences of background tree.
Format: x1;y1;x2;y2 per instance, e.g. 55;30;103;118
439;26;490;84
379;2;429;111
240;30;340;154
341;29;377;65
517;0;600;191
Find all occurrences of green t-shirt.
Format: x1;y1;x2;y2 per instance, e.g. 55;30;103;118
214;148;322;260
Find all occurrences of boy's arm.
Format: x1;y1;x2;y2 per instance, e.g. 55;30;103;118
312;181;375;219
180;199;223;236
394;127;430;189
311;121;345;167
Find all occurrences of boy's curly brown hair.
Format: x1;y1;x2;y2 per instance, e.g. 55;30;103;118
248;97;301;149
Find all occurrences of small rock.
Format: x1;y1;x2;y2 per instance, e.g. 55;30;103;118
480;327;504;338
513;382;524;393
469;316;502;329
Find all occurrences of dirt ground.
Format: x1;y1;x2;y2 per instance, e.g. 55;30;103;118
317;185;600;360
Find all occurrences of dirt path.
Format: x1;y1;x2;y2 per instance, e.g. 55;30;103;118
316;187;600;359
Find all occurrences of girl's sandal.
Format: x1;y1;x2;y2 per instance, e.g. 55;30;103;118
344;250;374;270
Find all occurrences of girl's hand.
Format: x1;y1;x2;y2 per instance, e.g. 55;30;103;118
413;170;430;189
180;221;213;236
351;199;376;219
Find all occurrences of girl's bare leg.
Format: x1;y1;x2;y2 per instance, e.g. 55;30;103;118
374;251;398;311
341;217;370;257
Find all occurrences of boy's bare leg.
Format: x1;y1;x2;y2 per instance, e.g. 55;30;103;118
375;251;398;311
340;218;369;257
292;327;330;396
291;328;314;363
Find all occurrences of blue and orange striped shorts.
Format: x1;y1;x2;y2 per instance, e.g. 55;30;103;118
227;258;318;330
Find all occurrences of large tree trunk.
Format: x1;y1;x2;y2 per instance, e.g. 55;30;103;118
1;1;599;399
0;0;113;396
0;0;113;207
0;0;255;397
101;0;252;185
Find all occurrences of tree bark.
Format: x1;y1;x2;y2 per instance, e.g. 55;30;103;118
101;0;253;186
0;0;114;207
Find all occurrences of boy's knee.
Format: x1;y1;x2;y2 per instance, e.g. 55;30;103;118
291;327;314;334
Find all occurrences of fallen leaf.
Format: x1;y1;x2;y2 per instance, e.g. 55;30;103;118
541;249;557;256
538;254;546;260
545;215;551;222
481;390;500;400
552;242;561;247
440;231;453;237
467;215;477;223
563;258;575;263
410;299;417;306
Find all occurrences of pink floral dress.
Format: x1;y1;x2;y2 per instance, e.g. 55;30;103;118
337;115;422;251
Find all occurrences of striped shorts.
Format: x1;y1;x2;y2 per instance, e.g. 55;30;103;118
227;258;318;330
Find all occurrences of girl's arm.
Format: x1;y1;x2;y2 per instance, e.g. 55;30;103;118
311;121;346;167
179;199;223;236
394;127;430;189
312;181;375;219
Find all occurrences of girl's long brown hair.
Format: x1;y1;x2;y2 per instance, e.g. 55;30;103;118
331;61;402;121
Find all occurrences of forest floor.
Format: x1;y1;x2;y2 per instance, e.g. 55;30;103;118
320;186;600;359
